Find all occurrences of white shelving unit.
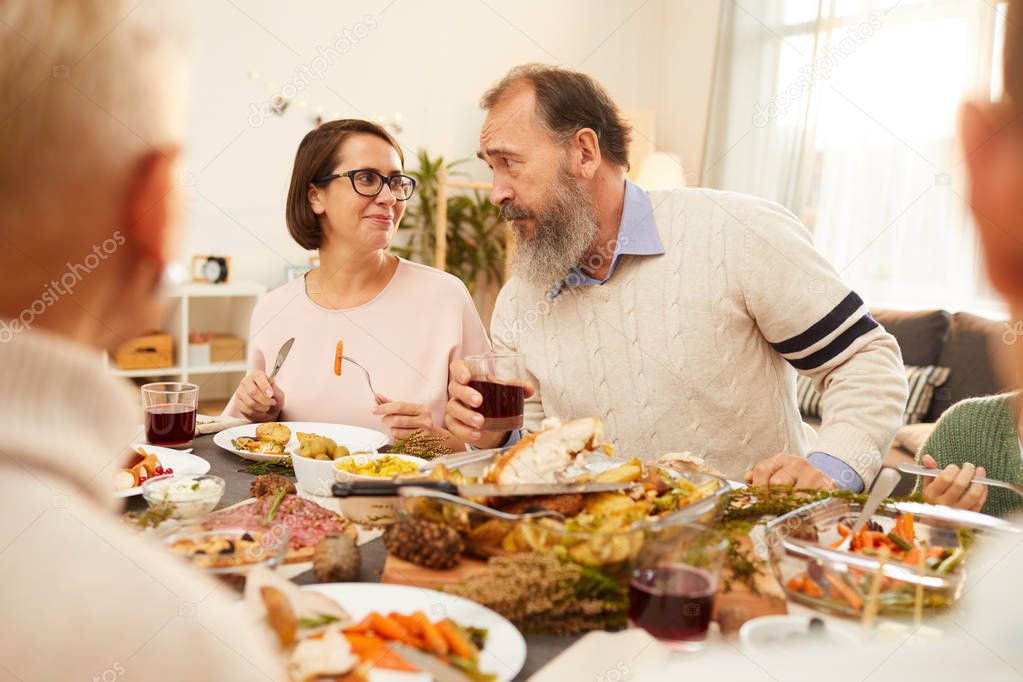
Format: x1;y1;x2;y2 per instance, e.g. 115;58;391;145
106;282;266;403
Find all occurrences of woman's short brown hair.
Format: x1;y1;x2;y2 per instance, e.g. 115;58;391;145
285;119;405;250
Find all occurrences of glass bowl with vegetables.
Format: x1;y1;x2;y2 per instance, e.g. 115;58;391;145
764;497;1020;618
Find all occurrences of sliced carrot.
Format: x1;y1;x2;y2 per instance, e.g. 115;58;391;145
786;575;806;591
826;574;863;611
902;512;914;544
802;577;824;598
903;547;921;567
333;340;344;376
436;619;477;662
829;537;846;549
369;612;423;648
344;633;418;672
389;612;422;636
927;546;946;559
413;611;449;657
342;614;373;634
836;523;850;538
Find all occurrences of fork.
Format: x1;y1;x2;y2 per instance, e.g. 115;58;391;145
341;354;384;405
898;462;1023;498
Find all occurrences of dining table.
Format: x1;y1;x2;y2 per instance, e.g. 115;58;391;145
122;434;584;680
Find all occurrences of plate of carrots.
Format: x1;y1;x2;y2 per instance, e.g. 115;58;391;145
302;582;526;682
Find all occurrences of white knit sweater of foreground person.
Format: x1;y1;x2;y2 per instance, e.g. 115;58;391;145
0;330;285;681
492;187;908;485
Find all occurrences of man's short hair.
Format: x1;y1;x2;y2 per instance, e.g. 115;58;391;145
481;64;632;170
0;1;186;209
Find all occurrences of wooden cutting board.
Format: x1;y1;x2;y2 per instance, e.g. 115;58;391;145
713;535;789;635
381;554;488;588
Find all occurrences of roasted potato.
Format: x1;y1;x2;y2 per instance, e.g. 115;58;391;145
584;492;641;517
593;460;642;484
257;440;286;454
255;422;291;445
465;519;514;558
297;432;338;459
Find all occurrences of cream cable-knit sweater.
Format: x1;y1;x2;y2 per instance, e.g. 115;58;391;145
0;329;284;680
492;187;908;484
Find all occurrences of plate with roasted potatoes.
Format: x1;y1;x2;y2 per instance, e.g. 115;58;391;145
213;421;388;462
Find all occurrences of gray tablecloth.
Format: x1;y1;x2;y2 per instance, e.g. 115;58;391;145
123;434;580;680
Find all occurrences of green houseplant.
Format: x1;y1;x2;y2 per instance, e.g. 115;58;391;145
393;150;508;321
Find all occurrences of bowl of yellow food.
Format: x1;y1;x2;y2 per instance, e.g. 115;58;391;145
331;453;429;526
334;453;428;480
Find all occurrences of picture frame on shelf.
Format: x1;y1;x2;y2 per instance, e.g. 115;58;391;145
191;255;230;284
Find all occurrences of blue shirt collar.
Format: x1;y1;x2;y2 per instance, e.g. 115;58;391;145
548;179;665;299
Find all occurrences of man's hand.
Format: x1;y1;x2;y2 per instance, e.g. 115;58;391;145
445;358;534;449
920;454;989;512
233;371;285;422
373;395;435;441
744;453;838;490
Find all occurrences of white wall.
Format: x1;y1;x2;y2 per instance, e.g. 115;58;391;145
180;0;720;288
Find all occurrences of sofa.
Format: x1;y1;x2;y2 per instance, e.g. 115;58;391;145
803;308;1014;495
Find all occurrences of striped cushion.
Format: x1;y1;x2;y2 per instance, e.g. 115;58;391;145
903;365;951;424
796;365;950;424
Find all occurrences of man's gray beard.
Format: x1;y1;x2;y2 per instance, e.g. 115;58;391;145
503;173;599;289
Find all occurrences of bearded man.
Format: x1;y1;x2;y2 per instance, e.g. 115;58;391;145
445;64;908;491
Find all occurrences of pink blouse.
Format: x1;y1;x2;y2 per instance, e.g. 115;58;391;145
224;259;491;436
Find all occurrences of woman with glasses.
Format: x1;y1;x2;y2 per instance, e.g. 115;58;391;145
225;119;490;448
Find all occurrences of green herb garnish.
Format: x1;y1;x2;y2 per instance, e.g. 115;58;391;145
239;457;295;477
123;502;174;530
297;613;341;629
263;487;287;524
389;430;452;460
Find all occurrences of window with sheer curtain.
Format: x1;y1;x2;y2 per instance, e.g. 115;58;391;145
702;0;1008;315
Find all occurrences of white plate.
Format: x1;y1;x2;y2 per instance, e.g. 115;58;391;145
303;583;526;682
214;421;389;462
114;445;209;498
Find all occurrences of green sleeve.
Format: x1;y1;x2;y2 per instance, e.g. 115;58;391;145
913;405;966;496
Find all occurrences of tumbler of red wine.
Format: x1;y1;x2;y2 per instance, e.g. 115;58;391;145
628;521;729;652
141;382;199;448
463;352;526;431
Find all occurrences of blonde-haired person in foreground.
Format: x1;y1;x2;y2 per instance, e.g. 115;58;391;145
0;2;282;680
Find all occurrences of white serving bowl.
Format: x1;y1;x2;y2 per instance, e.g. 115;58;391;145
329;453;429;526
292;452;343;497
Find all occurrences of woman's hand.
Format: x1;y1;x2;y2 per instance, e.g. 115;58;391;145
373;395;435;441
920;454;989;512
233;371;285;422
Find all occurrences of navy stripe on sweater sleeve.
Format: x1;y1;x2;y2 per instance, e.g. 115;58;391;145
784;314;879;370
771;291;864;355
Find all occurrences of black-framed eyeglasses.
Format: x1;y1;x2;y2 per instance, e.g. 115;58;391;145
313;169;416;201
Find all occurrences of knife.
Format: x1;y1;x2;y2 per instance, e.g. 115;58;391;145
268;337;295;380
388;643;474;682
332;479;635;498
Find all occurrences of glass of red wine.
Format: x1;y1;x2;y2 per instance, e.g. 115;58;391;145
141;382;199;448
629;521;728;652
463;352;526;431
